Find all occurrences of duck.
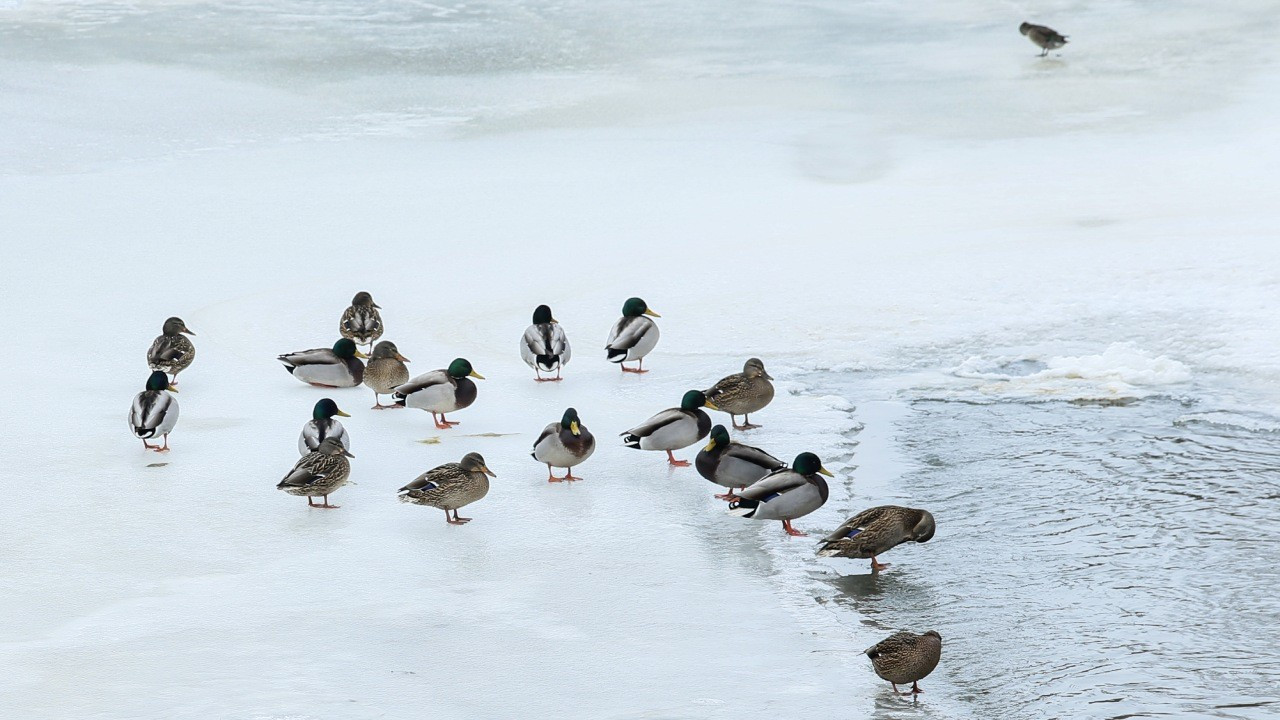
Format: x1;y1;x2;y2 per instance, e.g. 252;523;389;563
1020;22;1068;56
278;338;368;388
146;317;196;383
817;506;936;572
276;436;353;509
532;407;596;482
392;358;484;429
298;398;351;455
521;304;571;381
865;630;942;695
128;370;179;452
364;340;410;409
728;452;833;536
621;390;715;466
339;291;384;349
398;452;496;524
696;424;784;500
703;358;775;429
605;297;660;373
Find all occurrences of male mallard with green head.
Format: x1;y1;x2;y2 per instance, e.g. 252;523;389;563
147;317;196;383
299;398;351;455
606;297;660;373
621;390;715;466
729;452;833;536
129;371;179;452
399;452;496;524
532;407;596;482
818;506;935;571
339;291;384;349
704;357;775;430
696;424;784;500
866;630;942;695
521;304;571;382
278;338;368;387
392;358;484;429
277;436;354;509
1020;22;1068;56
364;340;410;409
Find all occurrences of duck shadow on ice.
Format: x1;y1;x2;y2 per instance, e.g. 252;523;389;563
817;570;934;617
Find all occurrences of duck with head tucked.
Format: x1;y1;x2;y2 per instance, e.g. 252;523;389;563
521;304;571;382
129;371;179;452
393;358;484;429
364;340;410;409
696;424;784;500
621;390;715;467
818;506;935;572
606;297;660;373
147;317;196;384
277;436;353;509
866;630;942;695
729;452;833;536
532;407;595;482
398;452;496;524
278;338;367;388
339;291;384;350
298;398;351;455
703;358;775;430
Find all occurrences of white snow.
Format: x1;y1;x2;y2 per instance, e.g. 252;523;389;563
3;0;1280;717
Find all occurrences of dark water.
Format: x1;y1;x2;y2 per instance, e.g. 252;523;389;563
807;375;1280;719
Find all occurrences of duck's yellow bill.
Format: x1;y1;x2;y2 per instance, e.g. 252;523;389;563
643;309;661;318
703;439;717;452
819;466;835;477
167;384;179;393
703;399;720;411
336;409;351;417
469;370;485;380
570;420;580;436
354;349;370;359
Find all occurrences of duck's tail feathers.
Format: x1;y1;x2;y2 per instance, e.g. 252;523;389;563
727;498;758;517
392;393;407;406
133;427;156;439
621;432;642;449
606;348;627;363
536;354;559;371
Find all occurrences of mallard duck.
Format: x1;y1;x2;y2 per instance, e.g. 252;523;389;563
393;358;484;429
621;390;715;466
606;297;660;373
704;358;775;430
364;340;410;409
532;407;596;482
728;452;833;536
339;291;384;349
278;338;368;387
128;370;179;452
521;304;571;382
696;424;784;500
277;436;353;509
818;506;936;571
298;398;351;455
866;630;942;695
146;317;196;383
1020;22;1068;56
398;452;496;524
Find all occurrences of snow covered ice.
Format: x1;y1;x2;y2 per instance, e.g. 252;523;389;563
3;1;1280;718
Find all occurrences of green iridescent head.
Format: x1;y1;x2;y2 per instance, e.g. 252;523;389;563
447;358;484;380
792;452;834;477
332;338;367;359
703;424;731;452
680;390;712;411
313;398;349;421
145;371;176;392
622;297;660;318
532;305;555;324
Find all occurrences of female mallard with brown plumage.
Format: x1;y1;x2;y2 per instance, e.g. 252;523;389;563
277;436;354;509
364;340;410;409
818;506;935;571
532;408;595;482
696;424;783;500
703;358;774;429
865;630;942;695
398;452;496;524
147;317;196;383
1020;22;1068;56
339;291;384;349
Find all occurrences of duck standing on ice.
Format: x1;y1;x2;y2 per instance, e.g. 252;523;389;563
621;390;715;466
146;316;196;384
339;291;384;350
521;304;570;381
1020;22;1068;56
606;297;660;373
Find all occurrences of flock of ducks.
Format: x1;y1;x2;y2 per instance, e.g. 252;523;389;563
126;292;946;694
